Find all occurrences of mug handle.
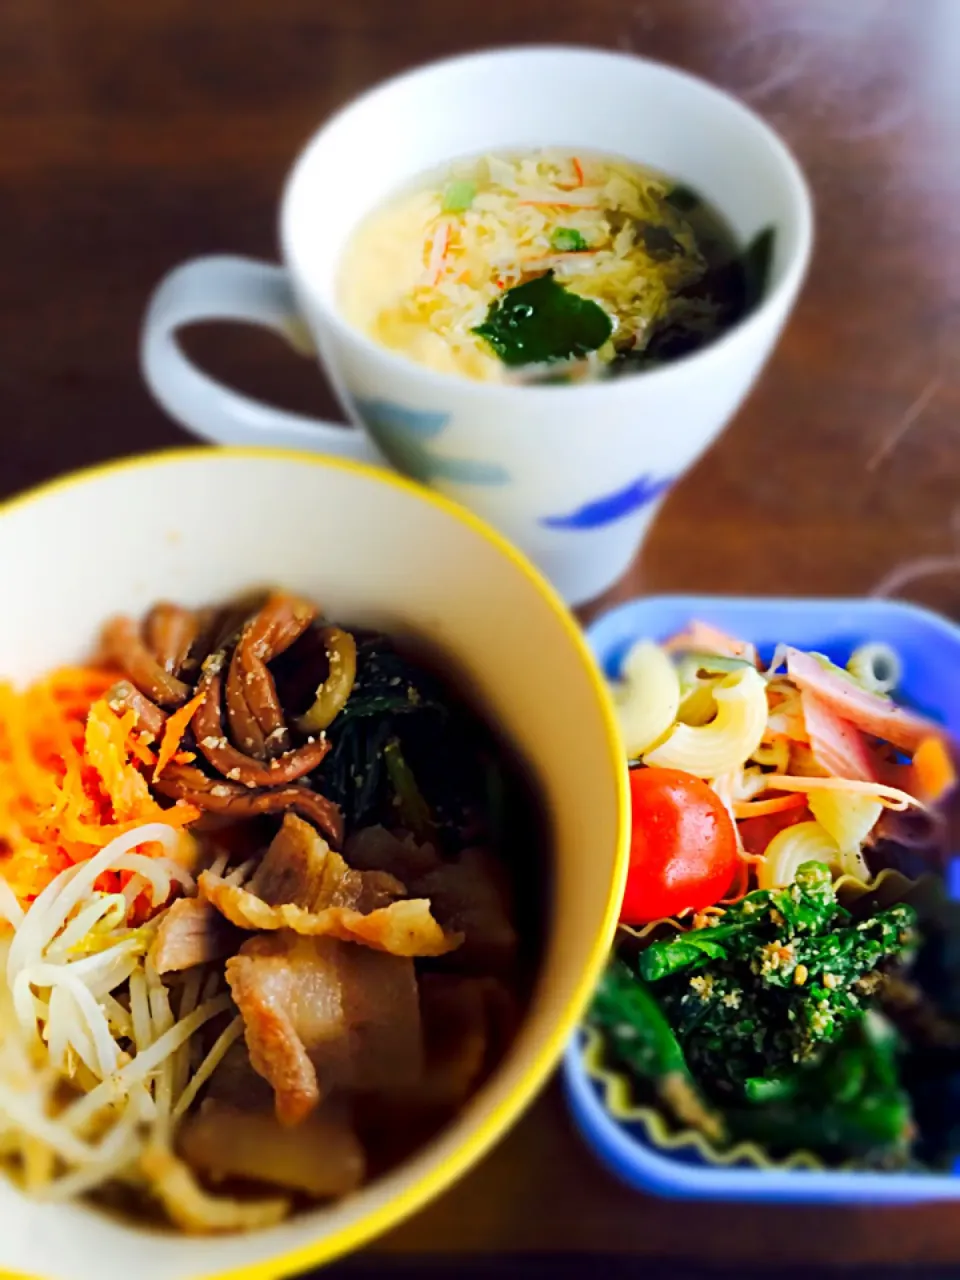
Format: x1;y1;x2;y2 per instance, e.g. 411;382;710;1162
140;255;381;461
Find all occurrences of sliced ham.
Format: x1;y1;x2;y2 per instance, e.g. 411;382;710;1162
200;871;460;958
799;688;880;781
786;647;948;754
150;897;242;974
177;1097;366;1199
226;932;422;1125
663;621;758;665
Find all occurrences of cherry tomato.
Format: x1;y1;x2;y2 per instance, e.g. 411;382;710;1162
621;766;739;924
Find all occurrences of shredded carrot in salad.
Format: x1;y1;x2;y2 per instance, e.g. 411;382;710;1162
0;667;199;908
732;794;807;820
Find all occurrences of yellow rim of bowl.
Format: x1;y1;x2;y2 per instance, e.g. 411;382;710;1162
0;445;630;1280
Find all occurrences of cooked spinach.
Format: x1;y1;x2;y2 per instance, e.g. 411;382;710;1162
638;862;916;1087
590;863;919;1163
726;1016;913;1162
473;271;612;367
312;635;489;843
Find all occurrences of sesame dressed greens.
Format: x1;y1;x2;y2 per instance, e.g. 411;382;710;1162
590;862;923;1163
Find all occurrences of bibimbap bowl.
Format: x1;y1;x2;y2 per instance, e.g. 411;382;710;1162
0;449;628;1279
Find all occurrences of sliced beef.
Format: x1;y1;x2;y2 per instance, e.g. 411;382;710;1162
152;763;343;847
144;603;202;679
101;615;191;707
205;1042;275;1110
412;847;517;972
105;680;167;740
191;665;330;788
226;932;422;1125
345;825;442;882
200;871;459;957
177;1097;365;1199
408;974;490;1107
250;813;403;913
150;897;243;974
225;592;317;760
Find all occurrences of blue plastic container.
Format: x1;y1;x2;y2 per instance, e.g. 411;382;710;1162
563;594;960;1203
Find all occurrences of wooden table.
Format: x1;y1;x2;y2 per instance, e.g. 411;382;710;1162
3;0;960;1269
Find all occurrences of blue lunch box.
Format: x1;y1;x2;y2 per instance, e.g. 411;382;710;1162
563;594;960;1203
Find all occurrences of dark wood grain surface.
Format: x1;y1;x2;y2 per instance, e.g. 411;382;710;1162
2;0;960;1268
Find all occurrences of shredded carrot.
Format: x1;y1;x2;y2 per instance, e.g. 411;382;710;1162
732;794;807;820
154;692;206;781
128;735;157;769
426;221;451;286
517;200;600;210
911;736;957;804
572;156;584;186
0;669;200;908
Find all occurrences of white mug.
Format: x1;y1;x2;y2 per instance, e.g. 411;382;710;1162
141;45;813;606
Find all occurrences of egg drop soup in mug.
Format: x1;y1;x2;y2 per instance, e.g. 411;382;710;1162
337;149;774;385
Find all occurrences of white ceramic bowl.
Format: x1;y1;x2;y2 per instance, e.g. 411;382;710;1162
0;448;628;1280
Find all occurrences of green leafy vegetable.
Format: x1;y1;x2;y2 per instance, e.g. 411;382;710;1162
311;634;496;847
590;960;724;1143
312;636;444;832
384;738;436;845
473;271;612;367
441;179;476;213
638;863;916;1087
550;227;589;253
727;1016;912;1161
591;863;919;1163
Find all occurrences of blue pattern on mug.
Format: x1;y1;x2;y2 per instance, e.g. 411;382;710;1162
354;397;510;486
540;472;675;530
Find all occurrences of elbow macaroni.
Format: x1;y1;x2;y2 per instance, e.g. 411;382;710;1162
807;790;883;862
644;666;768;777
846;642;901;695
758;820;843;890
611;640;680;758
